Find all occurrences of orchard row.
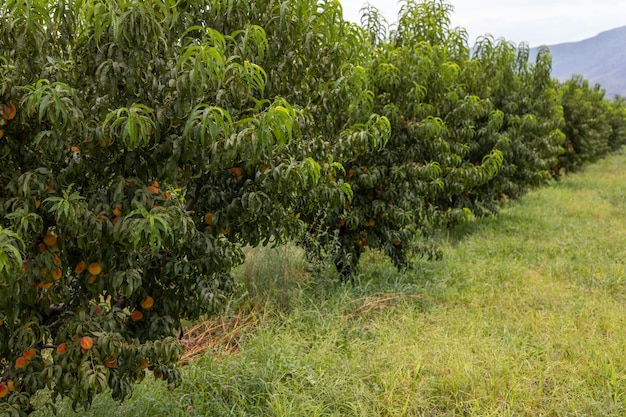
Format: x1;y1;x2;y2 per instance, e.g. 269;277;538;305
1;0;624;414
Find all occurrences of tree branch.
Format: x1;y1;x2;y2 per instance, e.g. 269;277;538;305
184;181;203;212
49;304;64;315
115;296;127;310
40;344;58;350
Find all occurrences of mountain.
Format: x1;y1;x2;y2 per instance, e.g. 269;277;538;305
531;26;626;98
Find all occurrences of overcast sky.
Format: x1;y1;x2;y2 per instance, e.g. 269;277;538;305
340;0;626;46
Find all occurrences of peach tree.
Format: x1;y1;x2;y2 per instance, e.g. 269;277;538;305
0;0;347;414
465;38;564;210
606;96;626;152
559;75;613;171
190;0;392;275
307;0;504;276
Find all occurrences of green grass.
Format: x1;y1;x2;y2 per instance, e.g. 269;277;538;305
34;149;626;416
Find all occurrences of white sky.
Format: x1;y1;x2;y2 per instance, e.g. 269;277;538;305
340;0;626;46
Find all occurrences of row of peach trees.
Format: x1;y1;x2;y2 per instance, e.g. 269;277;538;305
1;0;625;414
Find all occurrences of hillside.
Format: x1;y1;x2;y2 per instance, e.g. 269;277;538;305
531;26;626;98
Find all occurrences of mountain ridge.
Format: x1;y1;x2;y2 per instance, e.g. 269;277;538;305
531;26;626;98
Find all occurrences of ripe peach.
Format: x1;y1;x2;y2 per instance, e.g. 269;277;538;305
1;103;16;120
79;336;93;350
146;185;160;194
131;310;143;322
74;261;86;274
0;383;8;399
43;233;57;248
204;212;214;225
140;296;154;310
39;281;53;290
88;262;102;276
105;356;117;368
230;167;243;180
56;343;67;354
87;274;97;284
23;348;36;361
15;356;27;369
52;268;63;281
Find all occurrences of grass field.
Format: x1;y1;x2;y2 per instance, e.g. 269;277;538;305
35;149;626;416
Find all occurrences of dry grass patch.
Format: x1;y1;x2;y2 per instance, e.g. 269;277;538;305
179;309;261;363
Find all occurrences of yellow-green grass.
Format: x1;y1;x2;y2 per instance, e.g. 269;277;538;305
35;150;626;416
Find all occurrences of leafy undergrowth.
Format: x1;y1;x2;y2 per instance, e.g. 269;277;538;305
34;149;626;416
